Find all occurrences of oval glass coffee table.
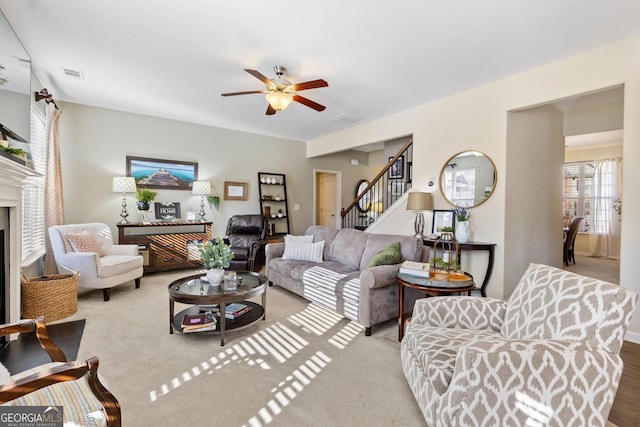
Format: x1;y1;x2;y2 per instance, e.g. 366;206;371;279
168;271;267;346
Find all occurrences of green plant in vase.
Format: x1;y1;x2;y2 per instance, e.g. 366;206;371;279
199;237;234;286
135;188;157;210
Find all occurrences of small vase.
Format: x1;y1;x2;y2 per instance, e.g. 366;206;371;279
455;221;470;243
137;201;150;211
206;268;224;286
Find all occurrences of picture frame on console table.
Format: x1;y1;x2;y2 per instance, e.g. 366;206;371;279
432;209;455;236
126;155;198;190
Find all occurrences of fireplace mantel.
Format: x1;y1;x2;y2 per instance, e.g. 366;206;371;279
0;155;41;325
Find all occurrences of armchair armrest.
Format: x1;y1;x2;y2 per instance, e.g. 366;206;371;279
0;317;66;362
411;296;506;331
107;244;139;256
0;356;121;427
442;339;622;426
54;252;100;277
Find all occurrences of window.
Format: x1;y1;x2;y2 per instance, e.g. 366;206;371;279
563;160;618;233
22;106;46;264
442;167;475;208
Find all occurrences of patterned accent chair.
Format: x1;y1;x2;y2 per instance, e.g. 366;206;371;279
48;223;144;301
0;317;121;426
401;263;638;427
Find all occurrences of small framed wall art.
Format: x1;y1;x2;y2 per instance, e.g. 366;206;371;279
224;181;248;201
388;155;404;179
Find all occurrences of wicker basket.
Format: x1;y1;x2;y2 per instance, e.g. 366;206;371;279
21;272;78;321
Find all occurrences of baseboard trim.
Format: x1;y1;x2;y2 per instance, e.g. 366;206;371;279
625;330;640;344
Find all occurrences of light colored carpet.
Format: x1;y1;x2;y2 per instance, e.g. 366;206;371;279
60;269;425;427
563;253;619;284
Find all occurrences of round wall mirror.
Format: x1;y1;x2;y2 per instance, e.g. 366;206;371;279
439;151;497;208
355;179;371;212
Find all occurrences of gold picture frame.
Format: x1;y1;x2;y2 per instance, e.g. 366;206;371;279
224;181;248;201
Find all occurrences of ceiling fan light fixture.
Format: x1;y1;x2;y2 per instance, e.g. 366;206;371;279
265;91;293;111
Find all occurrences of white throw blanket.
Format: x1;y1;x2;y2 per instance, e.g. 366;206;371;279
302;266;360;321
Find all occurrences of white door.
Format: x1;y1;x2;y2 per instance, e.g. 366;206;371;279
318;173;337;227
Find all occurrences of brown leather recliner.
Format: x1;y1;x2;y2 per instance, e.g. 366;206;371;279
225;214;268;271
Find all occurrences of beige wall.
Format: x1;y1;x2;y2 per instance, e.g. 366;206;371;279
307;36;640;342
57;103;374;239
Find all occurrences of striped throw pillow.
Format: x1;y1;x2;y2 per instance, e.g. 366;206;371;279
282;240;325;263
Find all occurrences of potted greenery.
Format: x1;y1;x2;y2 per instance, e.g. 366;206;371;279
198;236;234;286
136;188;158;211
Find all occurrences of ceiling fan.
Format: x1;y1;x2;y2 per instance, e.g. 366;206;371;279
221;65;328;115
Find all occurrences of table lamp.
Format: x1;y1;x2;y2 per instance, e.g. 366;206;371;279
112;177;137;224
192;181;211;222
406;191;433;239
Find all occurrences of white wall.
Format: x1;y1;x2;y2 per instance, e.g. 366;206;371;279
57;103;374;239
307;36;640;342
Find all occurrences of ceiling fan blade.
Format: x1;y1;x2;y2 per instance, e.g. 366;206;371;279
221;90;265;97
245;69;274;87
291;79;328;91
293;95;326;112
266;104;277;115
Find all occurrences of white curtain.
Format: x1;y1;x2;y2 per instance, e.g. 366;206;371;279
588;158;621;258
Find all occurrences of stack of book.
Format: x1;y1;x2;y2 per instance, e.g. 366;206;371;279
223;303;252;320
399;260;431;278
181;313;216;333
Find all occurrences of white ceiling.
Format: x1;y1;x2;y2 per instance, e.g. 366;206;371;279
1;1;640;142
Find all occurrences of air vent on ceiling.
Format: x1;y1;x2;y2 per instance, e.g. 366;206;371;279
330;114;361;124
62;68;84;80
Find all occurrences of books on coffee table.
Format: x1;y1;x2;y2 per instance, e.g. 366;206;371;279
181;313;216;333
223;303;252;320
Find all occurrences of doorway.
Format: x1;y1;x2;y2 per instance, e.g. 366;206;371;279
505;86;623;289
314;170;341;228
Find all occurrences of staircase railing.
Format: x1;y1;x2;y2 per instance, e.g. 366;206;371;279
341;138;413;229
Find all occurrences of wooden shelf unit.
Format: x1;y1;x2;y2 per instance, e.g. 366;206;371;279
258;172;290;237
117;222;212;273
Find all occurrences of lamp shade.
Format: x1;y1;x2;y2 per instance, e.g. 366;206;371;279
112;176;137;193
406;192;433;211
265;91;293;111
192;180;212;195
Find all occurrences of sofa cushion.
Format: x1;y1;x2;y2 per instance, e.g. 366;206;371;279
98;255;143;278
285;234;314;243
283;240;325;263
327;229;368;270
66;231;106;256
304;226;340;260
367;242;401;267
403;325;501;395
360;233;422;271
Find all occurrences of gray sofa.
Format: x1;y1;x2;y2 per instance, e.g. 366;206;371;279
265;226;423;335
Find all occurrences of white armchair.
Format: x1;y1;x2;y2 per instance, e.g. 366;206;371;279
401;263;638;426
48;223;143;301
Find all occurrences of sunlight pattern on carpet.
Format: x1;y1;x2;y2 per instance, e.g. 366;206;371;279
287;302;345;335
242;318;362;426
148;321;309;402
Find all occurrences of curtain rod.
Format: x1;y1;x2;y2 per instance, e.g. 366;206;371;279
34;88;59;109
